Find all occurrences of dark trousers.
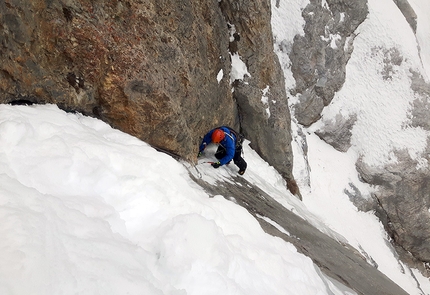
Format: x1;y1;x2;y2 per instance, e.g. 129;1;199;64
215;145;247;171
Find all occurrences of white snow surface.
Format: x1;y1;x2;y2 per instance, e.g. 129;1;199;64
0;104;354;295
230;53;251;83
1;0;430;294
271;0;309;91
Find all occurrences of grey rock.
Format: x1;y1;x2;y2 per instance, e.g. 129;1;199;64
393;0;417;33
220;0;298;193
290;0;368;126
356;149;430;267
290;0;430;274
371;47;404;80
315;113;357;152
410;70;430;130
344;182;375;212
349;68;430;268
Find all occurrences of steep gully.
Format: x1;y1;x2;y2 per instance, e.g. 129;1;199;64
190;171;410;295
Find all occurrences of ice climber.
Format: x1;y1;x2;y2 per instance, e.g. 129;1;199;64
198;126;247;175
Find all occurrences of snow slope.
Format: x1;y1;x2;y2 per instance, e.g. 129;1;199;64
0;101;428;295
0;104;357;295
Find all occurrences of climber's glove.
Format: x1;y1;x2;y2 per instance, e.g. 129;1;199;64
211;161;221;169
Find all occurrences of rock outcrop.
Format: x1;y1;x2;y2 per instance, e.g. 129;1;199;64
353;71;430;273
220;0;296;189
289;0;368;126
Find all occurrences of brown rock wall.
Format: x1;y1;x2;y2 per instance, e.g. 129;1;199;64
0;0;235;159
0;0;297;188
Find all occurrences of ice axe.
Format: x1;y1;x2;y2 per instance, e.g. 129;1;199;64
198;161;215;165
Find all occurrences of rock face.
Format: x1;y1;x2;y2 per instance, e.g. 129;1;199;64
289;0;430;273
220;0;296;187
0;0;235;160
356;151;430;265
352;72;430;272
290;0;368;126
0;0;296;189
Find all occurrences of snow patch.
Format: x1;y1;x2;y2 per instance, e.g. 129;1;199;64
261;86;271;118
257;214;291;236
230;53;250;83
217;69;223;83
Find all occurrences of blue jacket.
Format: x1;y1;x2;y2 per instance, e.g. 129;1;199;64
199;126;236;165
